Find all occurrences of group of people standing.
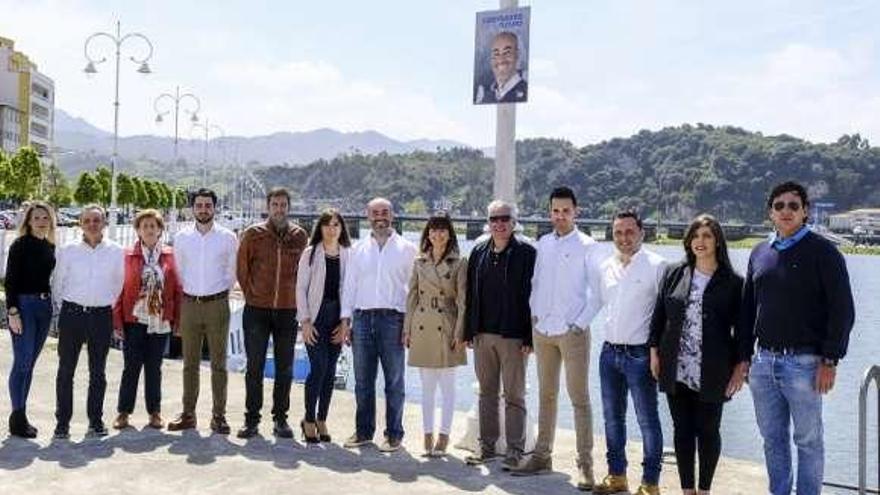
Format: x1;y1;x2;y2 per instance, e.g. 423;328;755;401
4;180;855;495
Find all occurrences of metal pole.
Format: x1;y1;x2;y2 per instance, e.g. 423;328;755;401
173;86;180;160
171;86;180;220
859;365;880;494
110;20;121;237
202;120;209;186
493;0;518;204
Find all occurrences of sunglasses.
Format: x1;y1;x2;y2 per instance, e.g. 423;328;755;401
489;215;512;223
772;201;802;212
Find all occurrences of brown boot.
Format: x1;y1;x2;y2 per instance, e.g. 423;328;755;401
113;413;130;430
147;413;164;429
210;415;231;435
423;433;434;456
167;413;197;431
433;433;449;456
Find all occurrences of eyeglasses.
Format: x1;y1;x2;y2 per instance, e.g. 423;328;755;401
488;215;512;223
772;201;802;212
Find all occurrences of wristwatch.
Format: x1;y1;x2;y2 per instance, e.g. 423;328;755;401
7;308;19;316
821;357;838;368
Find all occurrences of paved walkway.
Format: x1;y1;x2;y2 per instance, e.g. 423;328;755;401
0;337;772;494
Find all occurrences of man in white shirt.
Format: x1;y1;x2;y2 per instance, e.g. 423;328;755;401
52;205;124;439
340;198;417;452
593;211;667;495
167;189;238;435
512;187;602;491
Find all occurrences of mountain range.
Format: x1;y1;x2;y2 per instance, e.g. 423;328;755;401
52;108;469;175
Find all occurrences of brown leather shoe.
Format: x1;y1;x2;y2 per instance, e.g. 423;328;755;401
167;413;197;431
433;433;449;456
147;413;164;429
113;413;130;430
210;415;231;435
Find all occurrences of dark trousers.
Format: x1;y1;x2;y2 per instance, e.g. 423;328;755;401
243;305;296;424
304;300;342;422
117;323;169;415
55;301;113;428
9;294;52;411
667;382;724;491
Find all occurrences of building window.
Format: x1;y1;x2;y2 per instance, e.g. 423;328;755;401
31;102;49;119
30;121;48;139
31;84;50;100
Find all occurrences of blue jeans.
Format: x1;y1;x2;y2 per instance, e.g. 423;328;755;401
352;309;406;441
750;349;824;495
8;294;52;411
599;342;663;484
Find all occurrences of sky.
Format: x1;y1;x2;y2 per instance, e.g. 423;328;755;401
2;0;879;148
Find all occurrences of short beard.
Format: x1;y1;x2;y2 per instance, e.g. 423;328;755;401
270;216;289;231
196;214;213;225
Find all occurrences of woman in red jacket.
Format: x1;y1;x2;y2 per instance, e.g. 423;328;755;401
112;209;182;430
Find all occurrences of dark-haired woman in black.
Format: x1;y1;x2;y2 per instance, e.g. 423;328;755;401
649;214;750;494
296;209;352;443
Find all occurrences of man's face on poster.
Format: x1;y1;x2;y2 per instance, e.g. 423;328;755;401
491;33;518;85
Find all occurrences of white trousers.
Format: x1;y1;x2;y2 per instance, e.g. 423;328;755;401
419;367;457;435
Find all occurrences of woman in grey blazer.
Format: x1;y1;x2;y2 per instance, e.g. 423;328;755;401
296;209;352;443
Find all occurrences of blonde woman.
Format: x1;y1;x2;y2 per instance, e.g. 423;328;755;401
4;201;57;438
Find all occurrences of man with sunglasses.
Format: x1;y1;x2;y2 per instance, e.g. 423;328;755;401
464;200;536;470
742;181;855;495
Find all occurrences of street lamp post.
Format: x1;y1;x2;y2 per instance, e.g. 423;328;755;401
191;119;224;189
154;86;200;223
83;20;153;236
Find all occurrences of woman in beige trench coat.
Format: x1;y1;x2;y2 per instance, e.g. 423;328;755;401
404;212;467;457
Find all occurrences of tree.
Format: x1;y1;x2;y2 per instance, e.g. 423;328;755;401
0;151;9;198
117;173;136;211
143;180;160;208
174;188;188;209
43;162;74;207
95;166;112;206
131;176;148;208
5;147;43;202
156;182;172;208
73;172;102;205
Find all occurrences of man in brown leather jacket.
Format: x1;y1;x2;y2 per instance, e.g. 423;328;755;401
235;187;308;438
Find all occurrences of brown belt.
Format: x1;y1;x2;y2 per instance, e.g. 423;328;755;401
183;290;228;303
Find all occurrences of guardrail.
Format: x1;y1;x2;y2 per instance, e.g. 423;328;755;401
860;365;880;494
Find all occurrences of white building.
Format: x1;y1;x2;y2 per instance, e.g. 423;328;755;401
829;208;880;234
0;36;54;157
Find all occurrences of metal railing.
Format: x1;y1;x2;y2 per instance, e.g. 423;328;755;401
860;365;880;494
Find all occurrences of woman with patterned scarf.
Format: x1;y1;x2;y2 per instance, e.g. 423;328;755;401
112;209;183;430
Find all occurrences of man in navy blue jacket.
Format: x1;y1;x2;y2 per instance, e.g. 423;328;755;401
742;181;855;495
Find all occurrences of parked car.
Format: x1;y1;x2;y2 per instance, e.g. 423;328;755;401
0;212;16;230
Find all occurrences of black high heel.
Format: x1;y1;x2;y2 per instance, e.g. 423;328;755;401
316;421;331;442
300;420;320;444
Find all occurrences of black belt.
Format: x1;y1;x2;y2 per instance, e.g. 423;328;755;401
355;308;400;316
605;342;649;351
21;292;51;300
183;291;229;303
62;301;111;314
759;344;818;356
